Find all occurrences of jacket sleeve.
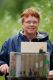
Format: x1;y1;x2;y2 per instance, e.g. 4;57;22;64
47;40;53;70
0;37;18;66
0;40;9;66
50;44;53;70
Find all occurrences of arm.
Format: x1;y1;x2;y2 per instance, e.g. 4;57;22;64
47;40;53;77
0;40;9;75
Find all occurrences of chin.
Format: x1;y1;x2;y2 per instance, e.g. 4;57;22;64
28;30;36;34
27;32;35;35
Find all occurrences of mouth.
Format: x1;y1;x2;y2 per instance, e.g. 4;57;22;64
28;28;35;30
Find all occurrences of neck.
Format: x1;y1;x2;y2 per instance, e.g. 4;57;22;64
23;31;37;41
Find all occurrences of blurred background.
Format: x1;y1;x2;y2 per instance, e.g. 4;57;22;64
0;0;53;80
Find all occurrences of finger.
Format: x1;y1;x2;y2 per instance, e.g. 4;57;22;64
0;64;9;74
6;66;9;73
1;67;7;74
0;65;7;74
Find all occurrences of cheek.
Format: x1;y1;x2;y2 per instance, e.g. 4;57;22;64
22;23;28;29
35;23;39;29
35;22;39;26
22;23;25;29
22;25;27;30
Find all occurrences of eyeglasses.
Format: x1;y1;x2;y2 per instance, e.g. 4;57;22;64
24;21;38;24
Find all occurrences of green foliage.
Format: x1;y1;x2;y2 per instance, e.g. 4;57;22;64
0;1;53;80
0;76;5;80
0;0;53;47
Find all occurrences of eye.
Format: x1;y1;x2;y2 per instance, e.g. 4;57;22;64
25;21;31;24
33;21;37;24
25;21;38;24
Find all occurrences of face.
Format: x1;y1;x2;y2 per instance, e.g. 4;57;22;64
22;15;39;35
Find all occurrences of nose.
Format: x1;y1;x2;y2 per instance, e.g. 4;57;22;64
30;22;34;26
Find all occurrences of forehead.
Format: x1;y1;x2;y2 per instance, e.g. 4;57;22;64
24;15;38;21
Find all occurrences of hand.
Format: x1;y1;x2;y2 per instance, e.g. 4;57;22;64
0;64;9;75
49;70;53;78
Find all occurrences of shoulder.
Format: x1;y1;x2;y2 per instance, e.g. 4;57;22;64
37;32;48;38
37;32;49;41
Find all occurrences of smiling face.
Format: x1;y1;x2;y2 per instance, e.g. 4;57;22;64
22;15;39;35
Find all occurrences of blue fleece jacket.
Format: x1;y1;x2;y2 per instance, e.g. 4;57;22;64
0;31;53;70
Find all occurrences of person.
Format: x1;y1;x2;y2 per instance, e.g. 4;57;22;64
0;7;53;80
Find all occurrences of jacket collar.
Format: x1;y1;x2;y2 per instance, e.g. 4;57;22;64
18;31;49;42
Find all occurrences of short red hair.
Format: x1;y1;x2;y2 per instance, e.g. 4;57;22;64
21;7;40;22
